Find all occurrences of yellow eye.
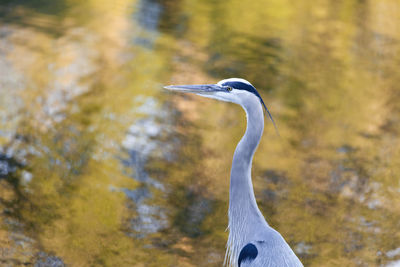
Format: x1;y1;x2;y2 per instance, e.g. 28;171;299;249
227;86;232;91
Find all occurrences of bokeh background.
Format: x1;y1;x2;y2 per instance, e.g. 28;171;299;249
1;0;400;266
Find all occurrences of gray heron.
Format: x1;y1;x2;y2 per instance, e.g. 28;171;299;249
164;78;303;267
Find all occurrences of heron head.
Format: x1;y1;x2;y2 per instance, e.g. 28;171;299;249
164;78;258;105
164;78;279;133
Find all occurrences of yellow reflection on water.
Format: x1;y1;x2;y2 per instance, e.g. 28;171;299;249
0;0;400;266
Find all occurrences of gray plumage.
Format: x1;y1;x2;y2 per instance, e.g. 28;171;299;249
164;78;303;267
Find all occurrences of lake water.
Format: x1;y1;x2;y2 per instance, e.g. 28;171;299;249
0;0;400;266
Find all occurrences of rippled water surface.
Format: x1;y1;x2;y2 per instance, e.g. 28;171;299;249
1;0;400;266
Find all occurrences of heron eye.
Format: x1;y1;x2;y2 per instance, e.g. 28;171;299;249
227;86;232;92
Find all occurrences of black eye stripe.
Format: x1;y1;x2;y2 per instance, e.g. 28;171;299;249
221;80;280;135
221;81;258;96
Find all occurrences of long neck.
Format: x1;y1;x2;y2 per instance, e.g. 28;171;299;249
229;97;266;227
225;95;267;266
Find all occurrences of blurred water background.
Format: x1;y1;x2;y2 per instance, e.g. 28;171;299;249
0;0;400;266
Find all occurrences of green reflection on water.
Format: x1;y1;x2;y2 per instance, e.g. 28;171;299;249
1;0;400;266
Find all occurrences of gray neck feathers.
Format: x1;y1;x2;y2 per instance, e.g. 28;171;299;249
224;93;267;266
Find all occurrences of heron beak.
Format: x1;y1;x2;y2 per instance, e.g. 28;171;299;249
163;84;224;94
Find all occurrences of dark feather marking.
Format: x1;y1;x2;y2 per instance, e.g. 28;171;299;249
238;243;258;267
221;81;279;136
